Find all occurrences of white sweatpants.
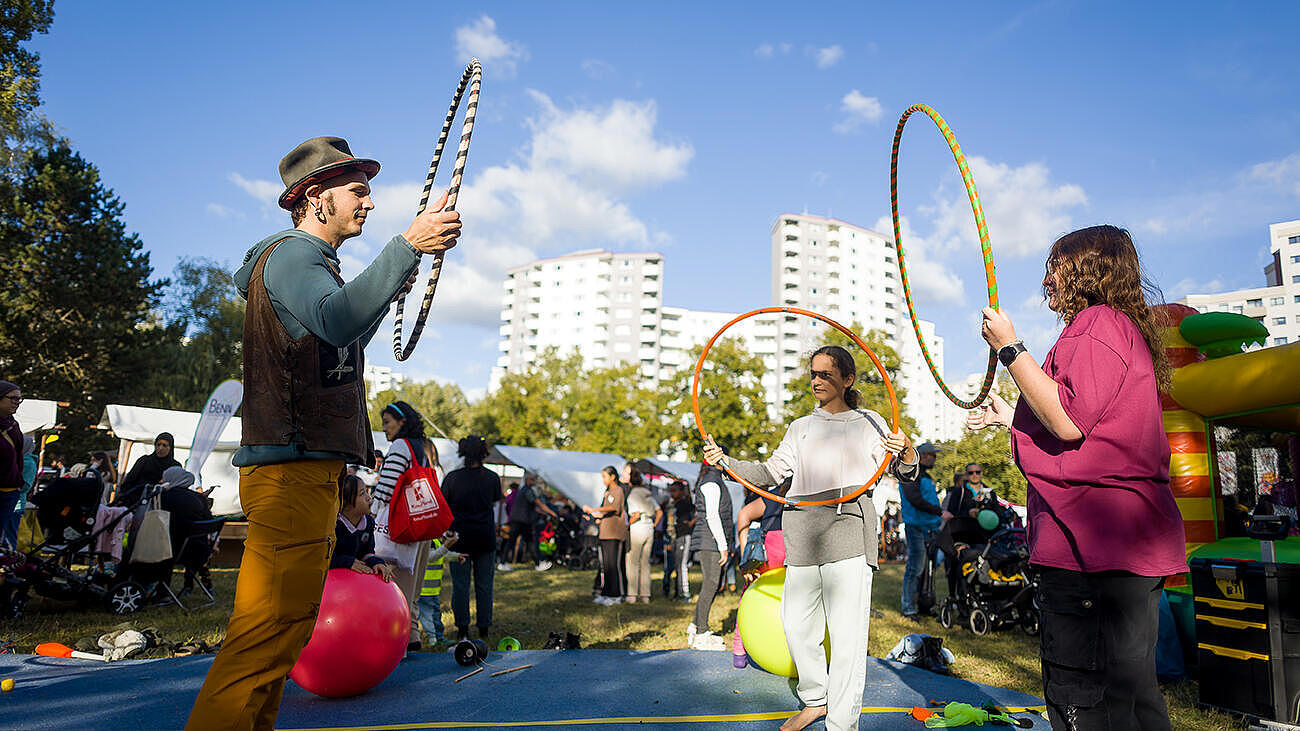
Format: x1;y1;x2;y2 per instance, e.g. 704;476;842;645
781;555;874;731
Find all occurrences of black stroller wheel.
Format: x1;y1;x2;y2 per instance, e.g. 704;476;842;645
106;581;145;615
1021;607;1040;636
938;600;955;629
969;607;991;636
1;585;27;619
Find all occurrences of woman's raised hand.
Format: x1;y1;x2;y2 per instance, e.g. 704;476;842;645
702;434;726;466
967;391;1012;430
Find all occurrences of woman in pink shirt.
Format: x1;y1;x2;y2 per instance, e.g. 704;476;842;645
968;225;1185;731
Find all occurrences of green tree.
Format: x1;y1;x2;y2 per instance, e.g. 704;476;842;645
0;1;56;173
664;337;776;462
469;348;670;456
369;378;471;440
932;375;1027;505
566;362;669;457
468;348;582;449
148;257;245;411
782;323;916;435
0;143;171;453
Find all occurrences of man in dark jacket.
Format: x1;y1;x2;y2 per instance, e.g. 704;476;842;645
900;442;943;620
188;137;462;731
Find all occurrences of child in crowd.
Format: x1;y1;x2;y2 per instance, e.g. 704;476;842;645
418;531;464;648
332;474;395;581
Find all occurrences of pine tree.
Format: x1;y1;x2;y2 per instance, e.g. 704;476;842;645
0;143;171;453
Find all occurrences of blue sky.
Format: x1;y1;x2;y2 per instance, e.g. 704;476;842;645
32;2;1300;398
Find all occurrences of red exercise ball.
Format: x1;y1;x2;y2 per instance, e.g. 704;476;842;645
290;568;409;698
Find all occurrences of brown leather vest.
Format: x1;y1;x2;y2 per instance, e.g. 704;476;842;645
240;238;373;462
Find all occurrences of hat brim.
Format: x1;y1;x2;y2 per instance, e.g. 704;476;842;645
278;158;381;210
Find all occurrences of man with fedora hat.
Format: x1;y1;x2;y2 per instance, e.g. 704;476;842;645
187;136;462;731
900;441;944;622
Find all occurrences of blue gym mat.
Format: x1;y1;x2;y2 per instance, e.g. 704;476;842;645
0;649;1048;729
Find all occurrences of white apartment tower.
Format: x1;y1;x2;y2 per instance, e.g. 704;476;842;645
1178;220;1300;347
492;250;664;390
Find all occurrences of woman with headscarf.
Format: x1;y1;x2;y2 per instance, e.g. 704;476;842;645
115;433;180;507
441;435;502;640
0;381;24;548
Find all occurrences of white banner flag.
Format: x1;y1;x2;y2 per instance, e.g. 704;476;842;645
187;380;244;481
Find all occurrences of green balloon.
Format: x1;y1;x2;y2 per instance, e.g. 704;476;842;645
977;509;1000;531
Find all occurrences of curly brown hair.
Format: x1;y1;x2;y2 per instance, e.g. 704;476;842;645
1045;225;1172;390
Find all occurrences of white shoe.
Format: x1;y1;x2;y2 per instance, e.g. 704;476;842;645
593;596;607;605
690;631;726;651
496;563;514;572
535;561;553;571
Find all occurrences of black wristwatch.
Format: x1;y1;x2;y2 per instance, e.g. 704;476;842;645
998;340;1027;367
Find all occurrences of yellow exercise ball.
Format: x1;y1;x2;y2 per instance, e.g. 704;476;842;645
737;568;829;677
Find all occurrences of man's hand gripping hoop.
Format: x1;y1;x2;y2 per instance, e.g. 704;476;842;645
393;58;482;361
691;307;900;507
890;103;999;409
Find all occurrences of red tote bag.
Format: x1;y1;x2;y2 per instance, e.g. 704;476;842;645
387;439;454;543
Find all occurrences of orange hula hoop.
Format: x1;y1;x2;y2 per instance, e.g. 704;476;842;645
690;307;902;507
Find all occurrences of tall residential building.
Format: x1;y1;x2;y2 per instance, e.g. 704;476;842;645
490;215;962;441
491;250;664;390
770;213;960;440
1177;220;1300;347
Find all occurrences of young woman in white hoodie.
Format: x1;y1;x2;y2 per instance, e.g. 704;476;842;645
704;345;917;731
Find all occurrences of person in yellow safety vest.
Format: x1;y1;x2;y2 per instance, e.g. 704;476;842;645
418;531;463;647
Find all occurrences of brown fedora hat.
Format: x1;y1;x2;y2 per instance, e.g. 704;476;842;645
277;136;380;210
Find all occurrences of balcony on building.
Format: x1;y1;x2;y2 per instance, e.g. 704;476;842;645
782;237;801;256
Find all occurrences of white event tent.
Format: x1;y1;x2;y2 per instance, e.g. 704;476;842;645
15;398;59;435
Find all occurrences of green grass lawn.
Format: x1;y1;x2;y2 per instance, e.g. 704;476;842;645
3;560;1241;729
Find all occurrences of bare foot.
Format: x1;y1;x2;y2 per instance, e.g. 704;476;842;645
780;705;827;731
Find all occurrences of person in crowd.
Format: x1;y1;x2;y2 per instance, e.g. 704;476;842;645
584;466;628;605
705;344;916;731
496;482;516;570
937;461;1002;598
967;225;1185;730
624;473;660;604
4;435;36;549
331;473;394;580
372;449;384;471
159;465;216;595
900;442;943;621
508;472;558;571
371;400;439;651
188;135;461;731
115;433;180;507
736;476;791;573
686;454;734;649
86;451;117;505
442;435;502;640
661;479;695;601
0;382;24;549
418;530;463;648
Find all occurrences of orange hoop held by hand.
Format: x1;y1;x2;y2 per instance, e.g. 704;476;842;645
691;307;901;507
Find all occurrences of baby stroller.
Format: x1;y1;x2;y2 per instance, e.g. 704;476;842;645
0;477;165;618
935;504;1038;636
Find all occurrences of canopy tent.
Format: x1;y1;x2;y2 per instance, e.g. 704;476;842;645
495;445;626;510
15;399;59;435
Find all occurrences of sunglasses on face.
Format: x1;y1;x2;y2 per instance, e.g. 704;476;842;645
967;470;981;475
810;370;836;382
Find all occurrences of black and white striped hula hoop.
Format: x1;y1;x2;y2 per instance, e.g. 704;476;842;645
393;58;482;361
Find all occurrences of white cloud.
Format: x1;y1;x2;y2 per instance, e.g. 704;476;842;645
229;173;280;207
581;58;615;80
810;171;829;186
833;90;883;134
882;157;1087;306
1167;276;1227;301
1247;153;1300;197
525;91;693;191
755;42;792;58
206;202;244;220
454;15;528;77
924;156;1087;257
1141;218;1168;235
813;45;844;69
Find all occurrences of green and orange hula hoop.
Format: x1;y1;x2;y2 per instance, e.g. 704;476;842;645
690;307;900;507
890;103;998;410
